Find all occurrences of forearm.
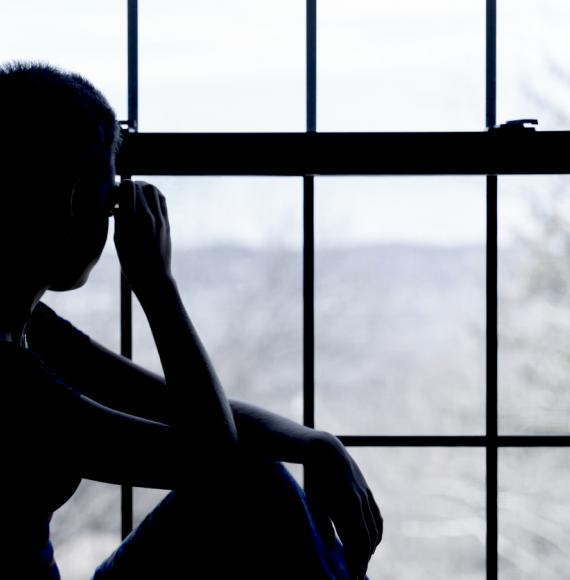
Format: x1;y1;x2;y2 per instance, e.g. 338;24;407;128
138;277;328;463
28;298;329;464
230;399;332;464
136;275;238;452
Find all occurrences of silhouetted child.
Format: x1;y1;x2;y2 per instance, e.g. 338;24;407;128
0;62;381;579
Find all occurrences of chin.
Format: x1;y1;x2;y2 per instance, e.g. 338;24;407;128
48;278;86;292
48;268;91;292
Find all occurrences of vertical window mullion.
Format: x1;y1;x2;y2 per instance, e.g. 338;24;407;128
303;176;315;430
303;0;317;433
119;268;133;540
128;0;138;131
486;174;498;580
486;1;498;579
306;0;317;134
303;0;317;499
120;0;138;541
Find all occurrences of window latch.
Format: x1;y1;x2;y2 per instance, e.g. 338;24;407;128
118;119;137;135
490;119;538;132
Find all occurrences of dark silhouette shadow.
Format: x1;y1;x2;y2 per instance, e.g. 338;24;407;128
0;62;380;579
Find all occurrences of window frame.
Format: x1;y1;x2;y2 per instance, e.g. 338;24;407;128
116;2;570;579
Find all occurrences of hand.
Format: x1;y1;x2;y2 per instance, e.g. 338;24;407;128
305;433;383;580
113;180;173;296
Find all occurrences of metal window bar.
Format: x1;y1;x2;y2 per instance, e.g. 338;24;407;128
114;132;570;569
486;1;498;578
303;0;317;432
115;131;570;568
119;0;138;539
115;1;570;577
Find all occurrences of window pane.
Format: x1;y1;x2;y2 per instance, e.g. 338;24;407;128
318;0;485;131
499;176;570;434
0;0;127;120
41;247;121;579
498;0;570;130
131;177;303;535
139;1;305;131
500;448;570;579
133;487;170;530
50;481;121;580
315;177;485;435
349;447;485;579
42;250;120;350
131;177;303;420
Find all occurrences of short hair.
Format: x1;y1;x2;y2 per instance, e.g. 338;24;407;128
0;61;121;185
0;62;121;248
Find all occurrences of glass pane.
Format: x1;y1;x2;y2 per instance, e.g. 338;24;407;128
131;177;303;419
50;481;121;580
139;0;305;131
499;176;570;434
318;0;485;131
134;487;170;529
41;243;121;579
0;0;127;120
498;0;570;130
131;177;303;535
350;447;485;579
500;448;570;579
42;249;121;351
315;177;485;435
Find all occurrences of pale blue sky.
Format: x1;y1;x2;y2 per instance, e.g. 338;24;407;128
1;0;569;249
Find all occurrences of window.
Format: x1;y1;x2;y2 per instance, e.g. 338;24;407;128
4;1;569;578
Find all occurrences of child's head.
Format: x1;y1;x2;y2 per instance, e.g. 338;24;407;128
0;61;121;290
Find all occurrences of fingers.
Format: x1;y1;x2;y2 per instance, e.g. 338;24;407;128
115;180;169;228
139;181;166;218
159;191;169;223
113;180;133;245
368;488;383;549
306;493;336;549
141;182;169;230
334;484;385;579
112;179;173;290
333;495;371;580
361;491;378;561
114;179;137;225
116;178;132;211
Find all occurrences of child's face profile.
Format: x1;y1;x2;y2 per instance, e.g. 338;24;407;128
49;151;116;291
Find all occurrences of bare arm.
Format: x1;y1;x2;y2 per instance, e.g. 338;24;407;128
24;352;185;489
27;301;325;464
31;178;382;578
112;180;238;461
30;290;382;579
66;394;183;489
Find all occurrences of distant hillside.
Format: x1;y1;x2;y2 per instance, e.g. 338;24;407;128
44;243;488;434
46;242;563;580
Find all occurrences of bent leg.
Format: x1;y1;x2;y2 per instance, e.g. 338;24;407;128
92;458;351;579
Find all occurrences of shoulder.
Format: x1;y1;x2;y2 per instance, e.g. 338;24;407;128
28;300;90;344
0;340;81;407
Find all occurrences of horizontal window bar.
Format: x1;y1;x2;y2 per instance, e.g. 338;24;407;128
339;435;570;447
115;131;570;176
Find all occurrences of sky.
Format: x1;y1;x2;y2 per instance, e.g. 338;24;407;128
1;0;570;249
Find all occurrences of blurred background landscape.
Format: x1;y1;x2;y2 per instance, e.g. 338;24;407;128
2;0;570;578
43;174;569;579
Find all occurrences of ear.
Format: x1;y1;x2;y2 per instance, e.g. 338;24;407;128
47;181;78;250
